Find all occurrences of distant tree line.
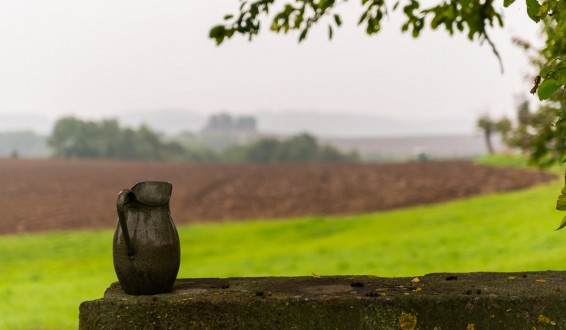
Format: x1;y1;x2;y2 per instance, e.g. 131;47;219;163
48;117;194;161
222;134;359;163
48;117;358;163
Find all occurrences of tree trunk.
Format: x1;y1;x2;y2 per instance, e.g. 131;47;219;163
484;131;494;154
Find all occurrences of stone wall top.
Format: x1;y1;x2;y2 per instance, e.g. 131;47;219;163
80;271;566;329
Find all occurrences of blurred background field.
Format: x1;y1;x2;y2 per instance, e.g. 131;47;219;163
1;156;564;329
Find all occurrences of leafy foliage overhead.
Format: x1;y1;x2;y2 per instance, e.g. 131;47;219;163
210;0;565;100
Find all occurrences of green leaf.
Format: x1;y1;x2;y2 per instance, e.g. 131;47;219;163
209;25;227;45
299;28;308;42
209;25;225;37
504;0;516;7
526;0;541;22
557;194;566;210
358;11;368;25
223;14;234;20
430;14;445;29
328;25;333;39
556;215;566;230
556;176;566;230
537;78;559;100
334;14;342;27
557;68;566;84
540;64;552;77
536;2;549;17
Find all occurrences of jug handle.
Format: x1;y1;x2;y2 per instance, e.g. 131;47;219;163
117;189;135;258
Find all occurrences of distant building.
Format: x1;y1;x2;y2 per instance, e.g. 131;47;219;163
204;113;257;133
199;113;259;149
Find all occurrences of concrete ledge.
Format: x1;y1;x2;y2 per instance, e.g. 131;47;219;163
79;271;566;329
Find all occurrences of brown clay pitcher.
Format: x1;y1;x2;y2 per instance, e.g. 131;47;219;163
112;181;180;295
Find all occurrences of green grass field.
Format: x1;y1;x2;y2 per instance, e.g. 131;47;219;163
2;158;566;329
474;153;531;168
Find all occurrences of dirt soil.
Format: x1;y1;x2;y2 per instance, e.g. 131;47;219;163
0;159;556;235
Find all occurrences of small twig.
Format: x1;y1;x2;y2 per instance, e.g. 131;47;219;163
483;29;504;74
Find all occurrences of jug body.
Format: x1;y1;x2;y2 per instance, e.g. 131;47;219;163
112;181;180;295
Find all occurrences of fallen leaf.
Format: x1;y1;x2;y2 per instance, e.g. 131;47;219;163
399;312;417;330
538;314;552;324
312;272;321;279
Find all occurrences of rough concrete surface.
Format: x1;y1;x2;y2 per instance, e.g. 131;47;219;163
79;271;566;329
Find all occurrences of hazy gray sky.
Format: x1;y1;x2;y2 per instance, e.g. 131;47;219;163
0;1;541;135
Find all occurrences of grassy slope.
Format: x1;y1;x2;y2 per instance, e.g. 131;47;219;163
1;160;565;329
474;153;530;168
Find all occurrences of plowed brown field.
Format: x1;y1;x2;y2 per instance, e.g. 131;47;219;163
0;159;556;235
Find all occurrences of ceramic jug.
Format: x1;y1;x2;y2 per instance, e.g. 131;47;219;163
112;181;180;295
